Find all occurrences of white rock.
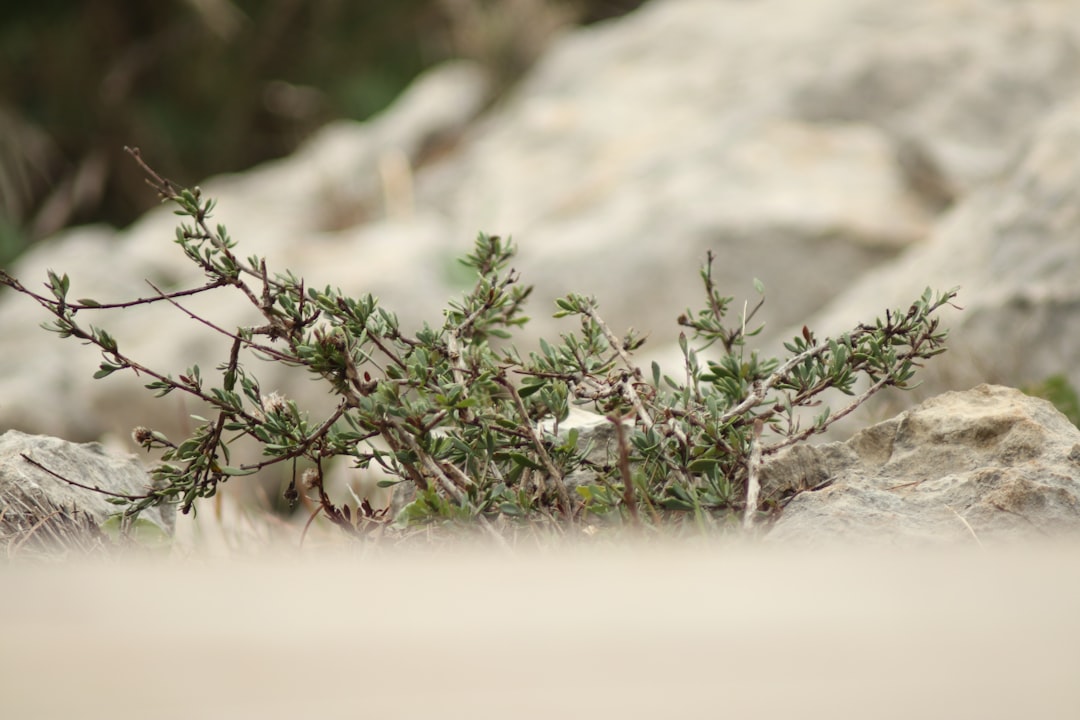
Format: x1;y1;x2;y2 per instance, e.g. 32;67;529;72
764;385;1080;545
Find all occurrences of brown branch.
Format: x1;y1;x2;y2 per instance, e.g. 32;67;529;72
124;146;179;198
143;280;301;366
127;147;284;301
391;422;509;548
0;270;227;312
495;375;571;515
73;280;229;310
761;347;924;457
20;453;150;501
299;504;324;547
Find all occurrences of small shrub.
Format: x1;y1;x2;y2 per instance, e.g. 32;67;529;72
0;150;957;539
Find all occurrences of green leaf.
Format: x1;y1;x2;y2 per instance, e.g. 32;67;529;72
508;452;544;471
93;362;121;379
687;458;719;473
47;270;70;298
217;465;256;476
518;381;546;398
92;327;118;353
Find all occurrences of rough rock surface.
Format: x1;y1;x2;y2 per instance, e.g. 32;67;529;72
4;0;1080;452
787;96;1080;420
0;430;173;553
422;0;1080;345
539;409;634;489
764;385;1080;545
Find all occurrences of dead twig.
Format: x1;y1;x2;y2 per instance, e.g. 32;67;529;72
20;453;148;501
610;416;639;526
742;419;764;529
944;504;984;548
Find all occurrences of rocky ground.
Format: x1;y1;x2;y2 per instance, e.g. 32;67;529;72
7;4;1080;714
5;0;1080;445
4;0;1080;546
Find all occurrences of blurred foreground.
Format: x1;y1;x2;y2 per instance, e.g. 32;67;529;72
1;538;1077;718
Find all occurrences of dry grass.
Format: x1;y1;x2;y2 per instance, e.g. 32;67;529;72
0;486;110;560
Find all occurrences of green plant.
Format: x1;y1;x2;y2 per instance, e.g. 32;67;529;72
0;151;957;539
1023;374;1080;429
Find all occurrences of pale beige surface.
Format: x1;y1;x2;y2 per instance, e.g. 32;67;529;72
2;541;1078;719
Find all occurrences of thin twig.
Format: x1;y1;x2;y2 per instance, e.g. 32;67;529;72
944;504;984;549
125;146;178;196
616;374;655;430
577;301;657;432
718;343;832;427
610;416;640;526
445;269;519;421
20;453;149;501
578;300;639;376
762;358;912;456
742;419;764;529
144;280;296;365
885;479;926;491
390;420;510;548
9;510;66;557
299;504;324;548
129;146;282;301
495;376;572;514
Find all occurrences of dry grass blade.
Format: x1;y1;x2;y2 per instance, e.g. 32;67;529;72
1;486;109;560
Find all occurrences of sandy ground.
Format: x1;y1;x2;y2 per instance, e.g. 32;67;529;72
2;537;1079;719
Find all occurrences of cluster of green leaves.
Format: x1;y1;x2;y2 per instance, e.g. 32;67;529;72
0;162;957;537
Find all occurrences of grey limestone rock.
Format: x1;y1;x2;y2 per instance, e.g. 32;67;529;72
784;95;1080;437
538;408;632;489
0;430;173;554
765;385;1080;545
5;0;1080;456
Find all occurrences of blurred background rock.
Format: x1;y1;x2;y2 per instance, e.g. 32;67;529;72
0;0;644;264
7;0;1080;526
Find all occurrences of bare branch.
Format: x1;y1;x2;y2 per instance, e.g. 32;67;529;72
21;453;150;501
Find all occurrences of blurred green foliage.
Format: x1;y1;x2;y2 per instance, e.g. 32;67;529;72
2;2;436;241
0;0;644;263
1023;374;1080;429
